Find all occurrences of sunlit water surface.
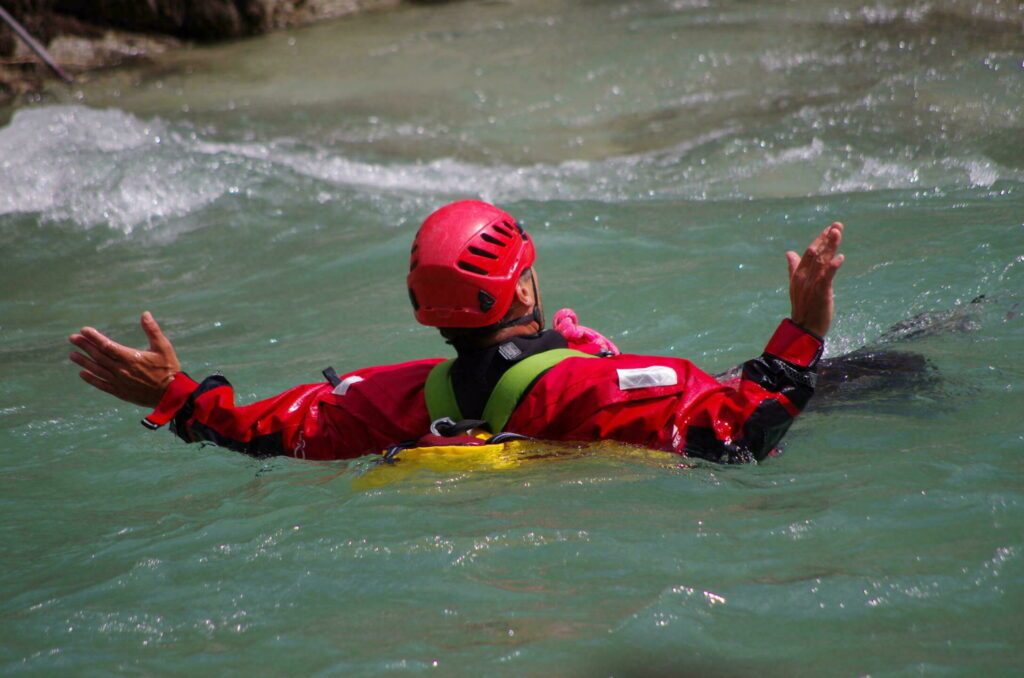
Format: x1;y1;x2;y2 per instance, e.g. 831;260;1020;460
2;0;1023;674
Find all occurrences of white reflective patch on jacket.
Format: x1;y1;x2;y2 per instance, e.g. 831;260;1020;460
616;366;678;390
333;375;364;396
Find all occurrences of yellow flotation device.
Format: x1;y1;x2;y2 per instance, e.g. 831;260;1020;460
351;435;684;491
350;431;521;490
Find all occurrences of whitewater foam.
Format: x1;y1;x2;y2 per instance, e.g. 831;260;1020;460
0;105;1018;236
0;106;228;234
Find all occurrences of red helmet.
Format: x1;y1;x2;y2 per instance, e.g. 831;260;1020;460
407;200;535;328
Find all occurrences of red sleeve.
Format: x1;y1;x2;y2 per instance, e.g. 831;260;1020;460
142;360;440;460
142;373;200;429
677;318;822;463
143;372;338;458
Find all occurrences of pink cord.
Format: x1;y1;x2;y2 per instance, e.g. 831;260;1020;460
553;308;621;356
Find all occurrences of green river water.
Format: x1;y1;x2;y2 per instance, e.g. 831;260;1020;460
2;0;1023;674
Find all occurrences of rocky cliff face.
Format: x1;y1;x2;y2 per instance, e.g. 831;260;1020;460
3;1;404;46
0;0;401;104
47;0;398;42
51;0;261;40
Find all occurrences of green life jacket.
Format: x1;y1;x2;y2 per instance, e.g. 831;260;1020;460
424;348;595;434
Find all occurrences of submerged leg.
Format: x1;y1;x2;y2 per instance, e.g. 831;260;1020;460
812;348;938;408
813;296;988;406
718;298;985;409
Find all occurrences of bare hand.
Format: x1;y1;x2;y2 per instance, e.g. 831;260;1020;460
786;223;845;337
69;312;181;408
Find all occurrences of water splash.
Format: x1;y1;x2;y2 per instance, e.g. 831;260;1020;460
1;104;1020;236
0;106;229;233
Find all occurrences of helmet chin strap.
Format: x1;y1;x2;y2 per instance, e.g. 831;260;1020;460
531;271;544;330
492;307;541;331
493;275;544;331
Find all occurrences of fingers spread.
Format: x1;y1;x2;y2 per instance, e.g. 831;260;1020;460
80;327;130;360
806;224;833;256
69;350;117;383
821;224;844;271
79;370;116;395
69;334;122;372
786;251;800;278
796;222;845;273
825;253;845;282
807;222;843;256
824;223;843;252
141;311;171;353
69;333;104;359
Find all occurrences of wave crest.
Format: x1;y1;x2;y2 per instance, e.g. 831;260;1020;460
0;105;1018;236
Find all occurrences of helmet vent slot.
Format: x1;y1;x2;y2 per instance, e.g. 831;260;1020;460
492;223;512;237
467;246;498;260
480;233;505;247
457;261;488;275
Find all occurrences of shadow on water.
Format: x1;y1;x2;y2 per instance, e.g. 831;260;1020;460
809;296;988;413
812;348;941;410
580;650;794;678
712;296;990;415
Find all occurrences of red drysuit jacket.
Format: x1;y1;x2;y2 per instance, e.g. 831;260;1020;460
143;319;822;464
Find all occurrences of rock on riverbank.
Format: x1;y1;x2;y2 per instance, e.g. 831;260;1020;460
0;0;402;104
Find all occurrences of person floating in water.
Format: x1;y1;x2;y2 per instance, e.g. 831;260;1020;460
69;200;845;464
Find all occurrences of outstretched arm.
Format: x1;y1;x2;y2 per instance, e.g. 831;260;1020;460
787;222;844;337
68;313;327;456
68;313;437;460
685;222;846;463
